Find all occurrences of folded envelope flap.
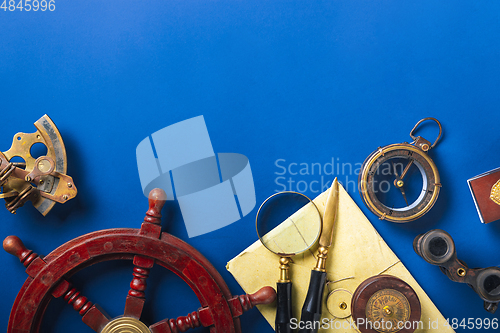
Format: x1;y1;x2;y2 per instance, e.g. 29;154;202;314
227;185;455;333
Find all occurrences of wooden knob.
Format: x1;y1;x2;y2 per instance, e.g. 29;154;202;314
143;188;167;226
3;235;36;267
249;286;277;306
236;286;277;313
4;236;28;259
147;188;167;217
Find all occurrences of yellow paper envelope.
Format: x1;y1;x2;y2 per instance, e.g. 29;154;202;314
227;185;455;333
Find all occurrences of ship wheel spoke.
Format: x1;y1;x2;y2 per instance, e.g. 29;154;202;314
81;303;112;332
148;286;276;333
123;256;154;319
124;188;166;320
3;189;274;333
149;311;203;333
3;235;111;332
57;280;112;332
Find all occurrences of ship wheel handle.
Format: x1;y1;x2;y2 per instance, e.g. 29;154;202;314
5;189;276;333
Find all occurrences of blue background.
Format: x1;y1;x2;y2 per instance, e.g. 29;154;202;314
1;1;500;332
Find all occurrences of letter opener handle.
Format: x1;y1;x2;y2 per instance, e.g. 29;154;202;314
298;178;339;333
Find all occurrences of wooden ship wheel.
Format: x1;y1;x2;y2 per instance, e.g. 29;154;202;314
4;189;276;333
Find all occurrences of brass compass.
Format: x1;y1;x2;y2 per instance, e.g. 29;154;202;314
365;289;411;333
359;118;442;223
352;275;421;333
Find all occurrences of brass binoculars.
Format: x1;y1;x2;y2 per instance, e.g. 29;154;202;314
414;229;500;314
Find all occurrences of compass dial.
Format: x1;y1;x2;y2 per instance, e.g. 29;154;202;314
359;143;441;222
366;289;411;333
352;275;421;333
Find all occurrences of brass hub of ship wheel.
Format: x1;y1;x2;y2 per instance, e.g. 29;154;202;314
100;317;151;333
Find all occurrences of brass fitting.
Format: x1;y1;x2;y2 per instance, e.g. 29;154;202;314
314;246;329;272
279;257;291;283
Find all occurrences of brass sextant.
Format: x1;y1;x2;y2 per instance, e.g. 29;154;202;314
0;115;77;215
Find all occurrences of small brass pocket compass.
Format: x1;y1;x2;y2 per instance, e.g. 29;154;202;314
359;118;442;223
352;275;421;333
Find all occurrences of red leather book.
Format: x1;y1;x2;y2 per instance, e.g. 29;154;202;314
468;167;500;224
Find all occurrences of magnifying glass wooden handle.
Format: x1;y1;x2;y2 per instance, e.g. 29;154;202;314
297;270;327;333
276;281;292;333
255;191;324;333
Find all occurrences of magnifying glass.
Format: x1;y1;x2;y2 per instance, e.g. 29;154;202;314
256;191;322;333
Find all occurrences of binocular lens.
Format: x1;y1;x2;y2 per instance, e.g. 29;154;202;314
428;236;448;257
414;229;454;265
477;269;500;301
414;229;500;312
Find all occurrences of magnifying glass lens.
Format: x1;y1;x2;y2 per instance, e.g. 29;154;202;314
256;192;322;256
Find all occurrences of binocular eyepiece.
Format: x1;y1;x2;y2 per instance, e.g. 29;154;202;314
414;229;500;314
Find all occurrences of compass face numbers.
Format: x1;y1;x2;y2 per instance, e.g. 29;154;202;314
366;289;411;333
359;144;440;223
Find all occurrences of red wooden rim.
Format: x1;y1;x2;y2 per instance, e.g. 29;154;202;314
8;228;241;333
